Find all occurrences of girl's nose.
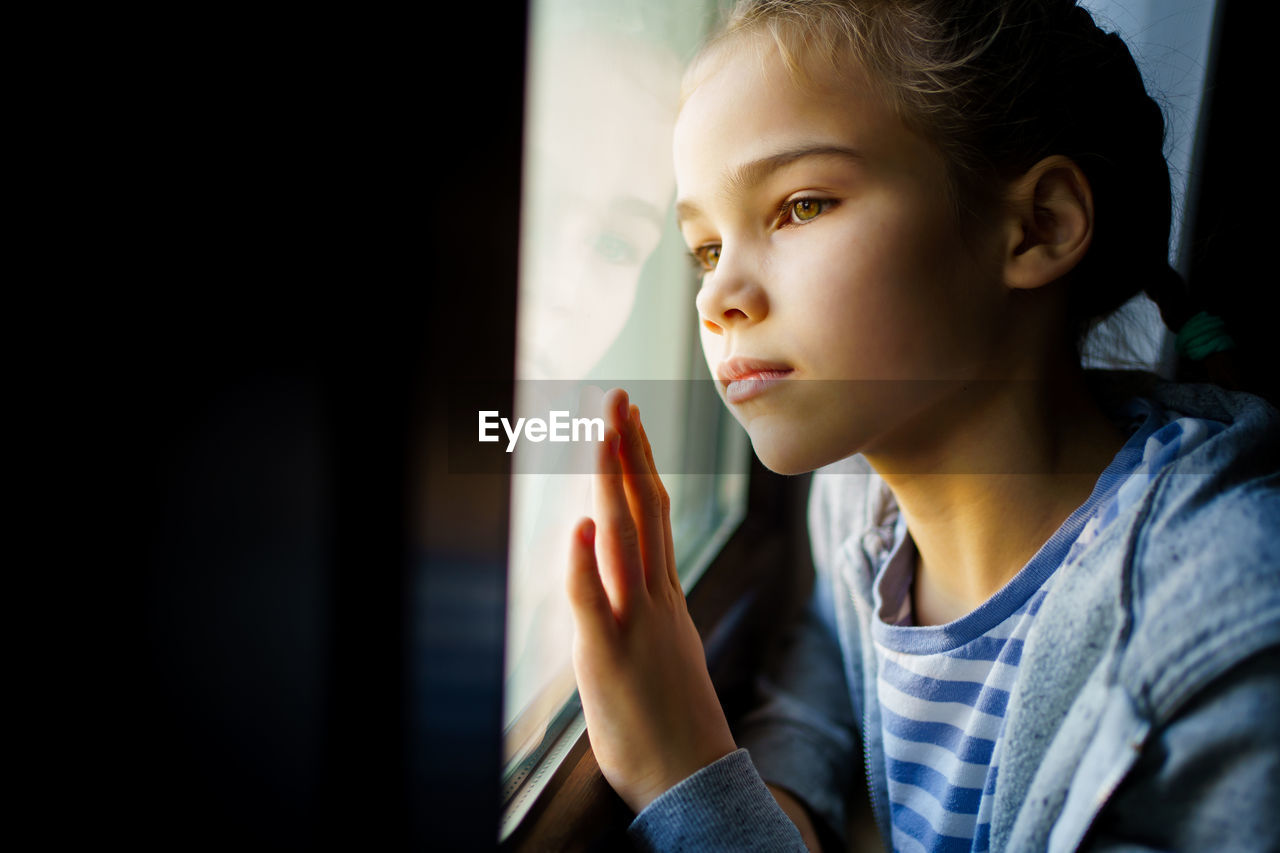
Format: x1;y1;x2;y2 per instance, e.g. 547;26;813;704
695;251;768;335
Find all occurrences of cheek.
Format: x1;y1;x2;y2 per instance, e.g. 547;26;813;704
776;232;913;370
793;209;985;377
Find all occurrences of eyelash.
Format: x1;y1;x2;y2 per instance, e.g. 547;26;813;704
687;196;837;275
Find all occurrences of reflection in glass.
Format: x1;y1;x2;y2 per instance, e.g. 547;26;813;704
503;0;728;792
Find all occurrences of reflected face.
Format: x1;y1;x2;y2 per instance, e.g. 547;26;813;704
517;37;679;380
674;38;1009;474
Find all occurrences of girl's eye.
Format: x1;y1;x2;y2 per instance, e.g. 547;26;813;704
689;243;721;272
783;198;835;225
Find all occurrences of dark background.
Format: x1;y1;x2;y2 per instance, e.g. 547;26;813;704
117;1;1268;850
119;6;527;849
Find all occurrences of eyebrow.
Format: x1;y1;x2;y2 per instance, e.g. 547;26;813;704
675;144;863;227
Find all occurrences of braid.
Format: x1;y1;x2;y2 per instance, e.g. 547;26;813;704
1052;7;1244;389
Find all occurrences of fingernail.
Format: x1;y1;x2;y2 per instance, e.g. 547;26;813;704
580;519;595;545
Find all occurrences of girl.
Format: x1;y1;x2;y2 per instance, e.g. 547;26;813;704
565;1;1279;850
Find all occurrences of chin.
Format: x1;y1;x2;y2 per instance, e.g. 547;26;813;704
747;427;842;476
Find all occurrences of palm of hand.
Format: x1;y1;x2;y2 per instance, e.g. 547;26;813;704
566;388;738;813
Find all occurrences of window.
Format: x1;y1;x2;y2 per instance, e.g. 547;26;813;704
498;0;744;839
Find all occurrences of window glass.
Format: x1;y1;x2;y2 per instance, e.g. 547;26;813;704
501;0;745;825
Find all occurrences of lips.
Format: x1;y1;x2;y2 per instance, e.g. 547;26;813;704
716;356;794;404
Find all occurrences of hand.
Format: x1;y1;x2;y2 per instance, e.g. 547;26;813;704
566;388;738;813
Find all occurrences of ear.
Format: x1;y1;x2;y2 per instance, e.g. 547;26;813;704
1002;156;1094;291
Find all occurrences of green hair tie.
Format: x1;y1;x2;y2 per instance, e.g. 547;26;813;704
1176;311;1235;361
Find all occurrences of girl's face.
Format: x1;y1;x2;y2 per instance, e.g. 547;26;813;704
673;38;1012;474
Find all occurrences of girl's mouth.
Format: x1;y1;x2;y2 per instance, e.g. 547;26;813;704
725;371;793;403
716;357;794;404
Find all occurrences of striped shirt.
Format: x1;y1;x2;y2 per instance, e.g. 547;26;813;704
870;397;1226;853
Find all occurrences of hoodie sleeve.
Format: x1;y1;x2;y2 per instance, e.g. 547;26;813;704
627;749;808;851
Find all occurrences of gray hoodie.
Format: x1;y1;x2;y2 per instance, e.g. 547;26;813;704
630;373;1279;851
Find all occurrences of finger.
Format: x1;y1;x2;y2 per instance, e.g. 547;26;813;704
634;405;680;595
565;518;615;640
618;403;673;597
593;424;644;612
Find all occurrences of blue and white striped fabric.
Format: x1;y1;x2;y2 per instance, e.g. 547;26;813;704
870;397;1226;853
